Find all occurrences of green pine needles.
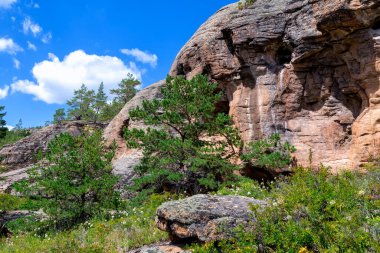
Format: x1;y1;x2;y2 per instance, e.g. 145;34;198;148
15;131;120;230
124;75;242;194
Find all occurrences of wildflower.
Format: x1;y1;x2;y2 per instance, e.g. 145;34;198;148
329;200;336;205
298;247;309;253
358;190;365;196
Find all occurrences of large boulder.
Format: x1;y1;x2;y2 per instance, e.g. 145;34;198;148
155;194;266;242
170;0;380;170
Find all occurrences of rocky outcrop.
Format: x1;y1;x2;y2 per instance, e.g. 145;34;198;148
0;121;105;168
169;0;380;170
155;194;266;242
103;80;165;184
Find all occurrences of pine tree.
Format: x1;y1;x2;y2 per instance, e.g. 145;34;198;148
93;83;108;123
125;75;242;194
67;84;95;121
110;73;140;104
0;106;7;138
15;131;119;230
53;108;66;124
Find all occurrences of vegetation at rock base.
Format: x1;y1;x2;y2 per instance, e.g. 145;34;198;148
124;74;242;194
242;133;296;172
192;166;380;253
14;131;120;230
0;194;170;253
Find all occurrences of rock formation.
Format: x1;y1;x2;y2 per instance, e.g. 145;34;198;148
168;0;380;170
0;121;105;168
103;80;165;185
155;194;266;242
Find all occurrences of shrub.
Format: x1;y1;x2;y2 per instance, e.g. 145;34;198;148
193;167;380;252
125;75;242;194
14;131;120;230
241;133;296;172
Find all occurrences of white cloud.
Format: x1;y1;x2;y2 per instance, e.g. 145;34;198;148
0;86;9;99
121;48;158;67
27;41;37;51
11;50;142;104
13;58;20;69
6;125;14;130
22;17;42;37
0;0;16;9
0;37;23;54
41;32;52;44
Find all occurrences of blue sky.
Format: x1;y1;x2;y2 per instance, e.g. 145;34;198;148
0;0;235;127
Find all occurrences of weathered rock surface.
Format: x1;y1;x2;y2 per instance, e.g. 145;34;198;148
103;80;165;184
0;121;105;168
0;166;31;193
169;0;380;170
155;194;266;242
127;242;189;253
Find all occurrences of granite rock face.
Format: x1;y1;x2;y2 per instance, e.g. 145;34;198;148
103;80;165;185
155;194;266;242
169;0;380;169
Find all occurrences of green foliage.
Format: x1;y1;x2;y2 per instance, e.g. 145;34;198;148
64;75;139;123
110;73;140;105
0;194;171;253
0;106;7;139
67;84;96;121
238;0;256;10
53;108;66;124
193;167;380;252
93;82;107;123
15;131;120;230
0;194;45;212
0;194;25;211
242;133;296;171
125;74;242;194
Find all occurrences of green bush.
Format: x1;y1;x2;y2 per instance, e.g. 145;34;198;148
241;133;295;172
194;167;380;252
14;131;120;230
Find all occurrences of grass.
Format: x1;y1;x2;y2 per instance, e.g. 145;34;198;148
1;168;379;252
0;194;170;253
